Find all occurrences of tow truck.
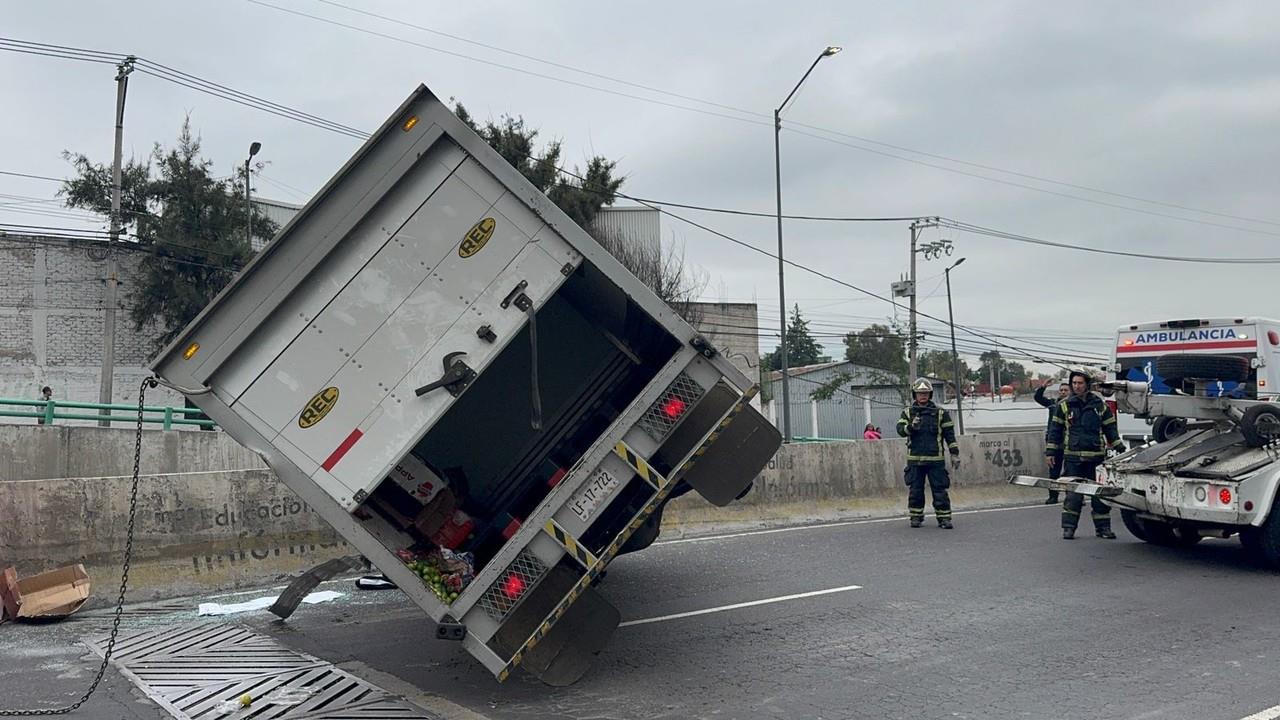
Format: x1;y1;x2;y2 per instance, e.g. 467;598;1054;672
1012;352;1280;567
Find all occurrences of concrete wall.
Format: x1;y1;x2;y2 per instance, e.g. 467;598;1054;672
0;469;349;603
665;431;1046;525
692;302;760;385
0;425;265;482
0;425;1044;602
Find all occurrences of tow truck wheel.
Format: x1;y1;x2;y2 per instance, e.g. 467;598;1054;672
1151;416;1187;443
1126;512;1201;547
1120;510;1149;541
1240;405;1280;449
1240;503;1280;568
1155;354;1250;387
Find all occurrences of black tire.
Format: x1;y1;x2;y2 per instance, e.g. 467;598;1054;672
1133;515;1202;547
1156;354;1250;386
1240;404;1280;448
619;506;663;555
1120;510;1149;541
1151;415;1187;443
1241;499;1280;568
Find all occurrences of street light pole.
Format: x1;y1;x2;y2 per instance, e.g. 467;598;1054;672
945;257;966;435
774;45;840;443
245;142;261;250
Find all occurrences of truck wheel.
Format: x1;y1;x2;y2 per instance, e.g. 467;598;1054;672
1151;416;1187;443
1156;354;1250;386
619;507;663;555
1120;510;1149;541
1240;405;1280;448
1241;503;1280;568
1132;515;1202;547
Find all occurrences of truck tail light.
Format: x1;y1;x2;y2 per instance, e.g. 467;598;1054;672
639;372;705;441
501;574;526;599
662;397;687;419
1219;488;1232;505
1269;330;1279;347
478;550;547;620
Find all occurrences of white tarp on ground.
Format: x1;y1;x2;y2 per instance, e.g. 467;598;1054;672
198;590;342;616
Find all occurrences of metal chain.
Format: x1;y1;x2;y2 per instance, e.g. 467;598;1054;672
0;377;153;716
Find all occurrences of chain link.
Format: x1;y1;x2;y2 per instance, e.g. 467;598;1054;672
0;378;153;716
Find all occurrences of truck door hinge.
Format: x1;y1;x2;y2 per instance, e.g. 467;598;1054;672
690;335;717;358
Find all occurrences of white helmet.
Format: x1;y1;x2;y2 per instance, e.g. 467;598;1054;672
911;377;933;395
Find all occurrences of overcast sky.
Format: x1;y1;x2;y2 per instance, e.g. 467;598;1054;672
5;1;1280;372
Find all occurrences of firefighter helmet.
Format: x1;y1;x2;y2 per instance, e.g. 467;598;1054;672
911;377;934;395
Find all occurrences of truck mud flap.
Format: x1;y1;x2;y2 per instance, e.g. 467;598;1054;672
1009;474;1123;498
488;565;619;686
680;394;779;506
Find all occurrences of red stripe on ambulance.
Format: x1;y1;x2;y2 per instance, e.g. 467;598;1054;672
1116;340;1256;354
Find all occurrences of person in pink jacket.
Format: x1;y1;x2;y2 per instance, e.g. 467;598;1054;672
863;423;882;440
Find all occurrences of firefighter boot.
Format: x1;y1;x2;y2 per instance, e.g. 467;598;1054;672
938;519;954;530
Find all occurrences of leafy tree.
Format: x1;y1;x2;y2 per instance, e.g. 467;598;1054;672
919;349;971;384
62;119;278;351
843;323;907;376
764;305;823;370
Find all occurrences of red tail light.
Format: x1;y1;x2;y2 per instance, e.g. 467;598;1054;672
662;397;687;419
1269;330;1279;347
501;574;526;599
1219;488;1233;505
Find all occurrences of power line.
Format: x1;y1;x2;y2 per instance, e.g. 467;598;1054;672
243;2;769;128
940;218;1280;264
289;0;1280;231
0;169;64;183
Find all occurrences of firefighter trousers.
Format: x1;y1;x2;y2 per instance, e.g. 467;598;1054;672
907;462;952;524
1047;453;1063;502
1061;458;1111;532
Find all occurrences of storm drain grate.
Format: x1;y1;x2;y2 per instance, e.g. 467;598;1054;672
85;623;440;719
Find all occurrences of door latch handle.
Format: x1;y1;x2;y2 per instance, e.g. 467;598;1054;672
415;351;476;398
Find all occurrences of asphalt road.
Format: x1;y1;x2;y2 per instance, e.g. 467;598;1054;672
243;503;1280;720
3;503;1277;719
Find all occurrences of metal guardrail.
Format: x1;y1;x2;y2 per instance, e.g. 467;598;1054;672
0;397;215;429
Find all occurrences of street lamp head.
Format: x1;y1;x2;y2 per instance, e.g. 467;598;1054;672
248;141;262;158
952;257;966;269
822;46;843;57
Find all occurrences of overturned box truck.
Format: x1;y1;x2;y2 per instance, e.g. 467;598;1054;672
150;86;781;684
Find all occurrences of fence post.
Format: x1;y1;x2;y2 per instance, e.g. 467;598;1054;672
163;406;173;431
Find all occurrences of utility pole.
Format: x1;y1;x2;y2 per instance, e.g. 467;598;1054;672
905;217;944;382
99;56;135;425
945;257;966;435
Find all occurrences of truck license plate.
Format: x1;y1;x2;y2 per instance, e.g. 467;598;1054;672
570;468;620;522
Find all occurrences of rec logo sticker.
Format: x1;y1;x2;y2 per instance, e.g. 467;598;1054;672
299;386;339;428
459;217;496;258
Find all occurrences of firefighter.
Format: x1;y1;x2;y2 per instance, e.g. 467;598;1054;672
1033;381;1071;503
897;378;960;529
1046;368;1127;540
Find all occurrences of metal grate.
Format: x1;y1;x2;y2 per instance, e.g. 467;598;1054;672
85;623;441;720
477;549;548;621
637;372;705;441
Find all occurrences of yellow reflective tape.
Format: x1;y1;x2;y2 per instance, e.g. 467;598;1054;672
544;520;599;568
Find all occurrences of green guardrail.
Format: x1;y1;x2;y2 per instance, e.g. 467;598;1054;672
0;398;215;430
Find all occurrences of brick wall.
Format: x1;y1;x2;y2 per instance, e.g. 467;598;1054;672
0;234;184;416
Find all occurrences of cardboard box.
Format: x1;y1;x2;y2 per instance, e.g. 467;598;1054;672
413;488;457;538
0;564;92;621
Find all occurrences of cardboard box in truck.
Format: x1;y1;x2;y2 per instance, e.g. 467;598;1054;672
151;85;780;685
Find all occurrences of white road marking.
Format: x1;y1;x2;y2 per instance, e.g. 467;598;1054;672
618;584;863;627
654;502;1051;547
1239;705;1280;720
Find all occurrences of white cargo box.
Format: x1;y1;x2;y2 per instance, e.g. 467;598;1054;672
152;86;780;684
